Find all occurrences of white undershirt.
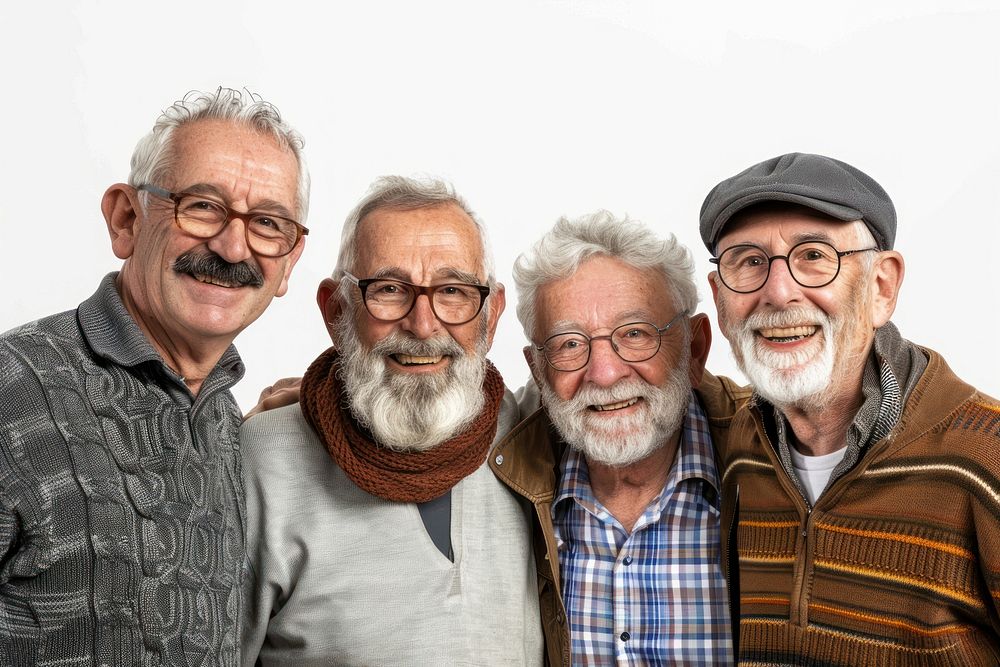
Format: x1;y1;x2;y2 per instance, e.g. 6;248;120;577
789;446;848;505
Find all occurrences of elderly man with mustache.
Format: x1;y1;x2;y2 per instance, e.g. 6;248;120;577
489;212;743;665
241;177;543;666
0;88;309;665
702;153;1000;664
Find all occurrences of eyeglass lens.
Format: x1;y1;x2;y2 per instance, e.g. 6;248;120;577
174;194;301;257
717;241;843;293
363;279;485;324
543;322;662;371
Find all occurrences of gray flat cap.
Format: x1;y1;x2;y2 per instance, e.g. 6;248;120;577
699;152;896;252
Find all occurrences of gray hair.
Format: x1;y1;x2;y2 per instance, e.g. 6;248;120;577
850;220;879;275
128;87;311;222
334;175;496;286
513;210;699;341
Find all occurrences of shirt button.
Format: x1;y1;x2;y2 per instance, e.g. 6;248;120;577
623;555;633;566
494;454;504;465
620;631;631;642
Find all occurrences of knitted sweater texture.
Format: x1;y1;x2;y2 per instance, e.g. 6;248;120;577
0;274;246;666
721;346;1000;666
241;397;544;666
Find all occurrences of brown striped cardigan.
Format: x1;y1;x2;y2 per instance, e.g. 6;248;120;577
720;347;1000;666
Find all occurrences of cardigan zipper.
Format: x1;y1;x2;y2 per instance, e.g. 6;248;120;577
757;409;814;628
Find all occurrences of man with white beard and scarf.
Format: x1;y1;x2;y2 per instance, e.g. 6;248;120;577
240;177;543;666
489;212;745;666
701;153;1000;665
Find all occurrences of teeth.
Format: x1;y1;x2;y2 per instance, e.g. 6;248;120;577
591;398;638;412
394;354;444;366
759;325;817;340
195;274;236;288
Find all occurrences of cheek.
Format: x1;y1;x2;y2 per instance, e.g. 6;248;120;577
357;318;390;349
715;296;735;335
260;257;289;289
547;369;582;402
452;324;484;355
717;293;754;336
635;354;674;388
145;226;202;279
134;231;175;282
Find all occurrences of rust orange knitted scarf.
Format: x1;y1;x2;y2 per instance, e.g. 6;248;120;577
300;347;505;503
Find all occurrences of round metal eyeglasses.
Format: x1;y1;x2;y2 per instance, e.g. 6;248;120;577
138;184;308;258
710;240;878;294
535;310;689;372
343;271;491;325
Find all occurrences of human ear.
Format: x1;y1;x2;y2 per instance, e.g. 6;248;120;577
316;278;344;342
102;184;142;260
708;271;722;305
523;345;543;389
275;236;307;298
484;282;506;349
686;312;712;389
869;251;905;328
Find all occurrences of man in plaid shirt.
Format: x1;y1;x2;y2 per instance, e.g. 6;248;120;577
490;211;744;665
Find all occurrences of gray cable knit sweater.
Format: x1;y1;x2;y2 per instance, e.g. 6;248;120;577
0;273;246;666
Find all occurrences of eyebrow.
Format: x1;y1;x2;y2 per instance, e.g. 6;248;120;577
180;183;296;219
792;230;835;244
436;268;483;285
721;230;837;253
547;310;654;334
368;266;485;285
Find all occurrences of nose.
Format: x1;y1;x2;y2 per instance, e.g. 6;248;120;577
758;255;804;308
582;337;632;388
206;216;253;264
399;293;443;340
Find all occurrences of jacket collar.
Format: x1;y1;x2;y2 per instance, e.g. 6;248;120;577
883;346;976;454
489;407;563;503
489;372;749;503
78;271;245;391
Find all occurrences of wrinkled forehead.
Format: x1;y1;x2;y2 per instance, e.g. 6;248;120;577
718;202;865;251
355;203;487;282
538;256;676;332
167;119;301;211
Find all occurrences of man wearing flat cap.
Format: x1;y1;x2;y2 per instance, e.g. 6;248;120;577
702;153;1000;664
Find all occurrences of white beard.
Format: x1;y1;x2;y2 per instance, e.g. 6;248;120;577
333;312;488;452
539;363;691;468
725;306;838;411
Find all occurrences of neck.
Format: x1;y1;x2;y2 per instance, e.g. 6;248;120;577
779;361;868;457
586;431;680;533
116;274;230;397
782;398;858;456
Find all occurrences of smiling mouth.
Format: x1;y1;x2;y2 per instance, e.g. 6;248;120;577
589;397;639;412
191;273;242;288
757;325;818;343
392;353;446;366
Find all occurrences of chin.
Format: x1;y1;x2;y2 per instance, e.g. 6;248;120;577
746;360;833;410
181;312;254;342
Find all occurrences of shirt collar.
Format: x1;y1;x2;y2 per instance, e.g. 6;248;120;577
552;391;721;519
78;271;245;382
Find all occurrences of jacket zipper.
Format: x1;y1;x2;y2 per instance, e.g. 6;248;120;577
755;409;814;628
726;484;740;662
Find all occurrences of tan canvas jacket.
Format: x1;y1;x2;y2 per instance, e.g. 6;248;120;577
489;372;750;666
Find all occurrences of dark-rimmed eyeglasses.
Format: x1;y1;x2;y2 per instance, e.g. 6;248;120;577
710;241;878;294
342;271;491;325
535;310;689;372
137;184;308;258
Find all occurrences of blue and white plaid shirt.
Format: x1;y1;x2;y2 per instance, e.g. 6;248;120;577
553;393;733;666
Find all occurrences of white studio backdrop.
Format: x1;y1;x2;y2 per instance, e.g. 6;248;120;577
2;1;998;412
